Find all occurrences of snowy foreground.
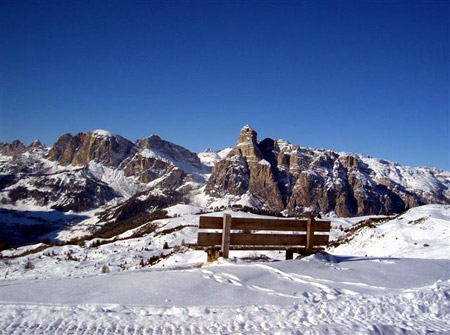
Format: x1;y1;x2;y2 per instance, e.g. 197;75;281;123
1;205;449;334
1;256;449;334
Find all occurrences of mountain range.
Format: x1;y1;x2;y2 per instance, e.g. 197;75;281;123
1;125;449;246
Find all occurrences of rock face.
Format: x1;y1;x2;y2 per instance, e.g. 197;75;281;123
48;130;137;168
206;126;283;210
123;135;205;185
206;126;450;216
0;140;26;156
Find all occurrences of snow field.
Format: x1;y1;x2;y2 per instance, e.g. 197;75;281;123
0;204;449;334
1;259;449;334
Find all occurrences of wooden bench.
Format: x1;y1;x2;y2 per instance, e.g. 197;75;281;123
188;214;331;262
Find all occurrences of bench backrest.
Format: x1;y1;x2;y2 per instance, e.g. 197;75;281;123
197;215;331;253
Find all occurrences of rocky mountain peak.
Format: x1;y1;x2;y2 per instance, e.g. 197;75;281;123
48;131;136;167
28;140;44;149
136;135;204;171
237;125;258;145
122;134;208;186
206;126;450;216
234;125;263;160
145;135;165;147
25;140;46;155
2;127;449;220
206;126;284;210
0;140;26;156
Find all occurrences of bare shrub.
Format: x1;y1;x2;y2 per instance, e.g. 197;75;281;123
24;259;34;270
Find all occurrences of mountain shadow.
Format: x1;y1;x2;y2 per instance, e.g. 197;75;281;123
0;209;89;249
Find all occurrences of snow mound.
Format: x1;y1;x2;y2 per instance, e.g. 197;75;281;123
165;204;205;217
330;204;450;259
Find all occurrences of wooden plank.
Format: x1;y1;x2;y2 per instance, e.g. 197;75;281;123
311;220;331;232
317;233;329;245
230;246;305;250
186;245;326;252
197;232;329;247
221;214;231;258
199;216;306;231
199;216;331;232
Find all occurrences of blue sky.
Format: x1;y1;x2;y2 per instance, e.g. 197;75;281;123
1;1;449;169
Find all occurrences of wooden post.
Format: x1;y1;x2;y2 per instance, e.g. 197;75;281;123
306;216;315;255
286;249;294;260
221;214;231;258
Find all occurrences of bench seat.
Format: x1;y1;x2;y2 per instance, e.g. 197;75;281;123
186;214;331;262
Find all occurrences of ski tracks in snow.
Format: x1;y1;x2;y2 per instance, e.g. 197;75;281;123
1;271;448;335
1;284;449;335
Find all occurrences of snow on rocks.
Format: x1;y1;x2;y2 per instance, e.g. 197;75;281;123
198;148;232;167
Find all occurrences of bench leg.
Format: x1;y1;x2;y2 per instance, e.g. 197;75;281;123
286;249;294;260
207;248;220;262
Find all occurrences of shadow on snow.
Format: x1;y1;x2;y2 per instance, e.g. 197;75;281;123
0;208;89;247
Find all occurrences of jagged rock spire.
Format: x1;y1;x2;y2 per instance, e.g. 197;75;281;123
236;125;258;145
28;140;43;148
0;140;26;155
235;125;263;160
205;125;284;211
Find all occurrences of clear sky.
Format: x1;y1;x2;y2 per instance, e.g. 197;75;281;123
1;1;449;170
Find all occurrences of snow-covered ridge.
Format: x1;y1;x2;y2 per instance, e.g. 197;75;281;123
134;135;209;175
87;162;148;198
360;155;449;194
198;147;232;167
90;129;129;144
91;129;115;137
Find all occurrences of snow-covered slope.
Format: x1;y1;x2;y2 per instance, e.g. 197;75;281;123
330;204;450;259
0;204;449;334
2;204;448;280
1;256;449;334
198;147;233;167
